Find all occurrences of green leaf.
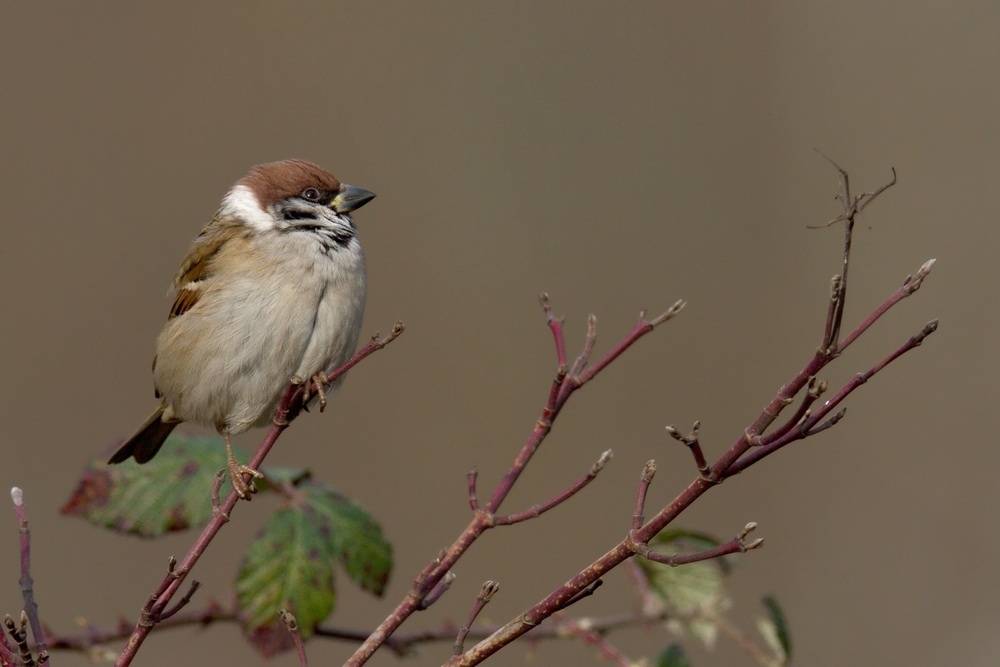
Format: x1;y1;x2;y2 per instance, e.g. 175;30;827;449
61;435;247;537
656;642;692;667
759;595;792;661
236;481;392;655
301;482;392;596
636;529;729;648
236;507;335;644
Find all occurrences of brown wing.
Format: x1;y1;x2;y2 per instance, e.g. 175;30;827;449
166;217;245;320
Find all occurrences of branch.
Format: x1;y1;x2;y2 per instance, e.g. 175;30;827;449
495;450;613;525
279;610;309;667
112;323;404;666
10;488;47;665
633;522;763;567
442;168;935;667
454;581;499;656
345;300;684;666
730;319;937;474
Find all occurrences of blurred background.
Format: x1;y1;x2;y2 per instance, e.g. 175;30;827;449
0;3;995;666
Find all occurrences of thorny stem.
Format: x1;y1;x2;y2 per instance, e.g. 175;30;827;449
112;323;404;667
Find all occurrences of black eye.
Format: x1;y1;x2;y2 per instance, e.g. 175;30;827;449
301;188;321;202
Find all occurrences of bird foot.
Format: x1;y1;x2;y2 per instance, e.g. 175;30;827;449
226;446;262;500
300;372;330;412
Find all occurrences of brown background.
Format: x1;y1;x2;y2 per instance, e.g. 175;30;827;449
1;3;995;666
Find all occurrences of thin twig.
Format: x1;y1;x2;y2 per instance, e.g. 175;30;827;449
346;300;684;666
467;470;479;511
157;581;200;622
112;324;403;666
419;572;456;611
10;488;46;663
454;581;499;656
495;450;613;525
632;461;657;530
633;522;763;566
666;422;711;478
444;169;933;667
279;610;309;667
730;320;937;474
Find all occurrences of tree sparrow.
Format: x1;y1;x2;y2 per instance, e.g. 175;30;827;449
108;159;375;499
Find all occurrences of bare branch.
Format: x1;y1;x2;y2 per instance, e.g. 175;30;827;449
633;522;763;567
632;460;657;530
540;293;568;369
495;450;613;526
666;421;711;478
569;315;598;378
9;488;46;664
420;572;456;611
572;301;686;391
838;258;936;353
279;610;309;667
467;470;479;511
454;581;499;656
556;579;604;612
731;320;938;474
157;581;200;622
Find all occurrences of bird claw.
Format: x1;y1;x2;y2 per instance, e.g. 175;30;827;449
300;372;329;412
228;458;263;500
223;432;262;500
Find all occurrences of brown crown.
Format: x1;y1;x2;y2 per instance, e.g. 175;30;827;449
238;159;343;209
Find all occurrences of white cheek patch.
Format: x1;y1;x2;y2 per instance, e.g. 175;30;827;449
219;184;276;231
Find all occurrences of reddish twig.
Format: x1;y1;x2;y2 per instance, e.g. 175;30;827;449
665;422;711;478
467;470;479;511
156;581;200;622
443;170;934;667
632;461;657;530
279;610;309;667
345;300;685;666
755;378;825;447
633;522;763;567
112;323;403;666
495;450;613;526
9;488;47;666
837;258;935;353
453;581;499;656
540;293;568;369
419;572;456;611
730;320;937;474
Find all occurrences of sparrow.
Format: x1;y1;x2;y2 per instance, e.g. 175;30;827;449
108;159;375;499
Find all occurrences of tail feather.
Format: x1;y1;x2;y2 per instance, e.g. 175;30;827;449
108;407;180;464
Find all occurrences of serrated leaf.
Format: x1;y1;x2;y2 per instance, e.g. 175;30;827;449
656;642;692;667
236;481;392;655
61;435;247;537
236;507;335;644
302;482;393;596
636;529;729;649
759;595;791;660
